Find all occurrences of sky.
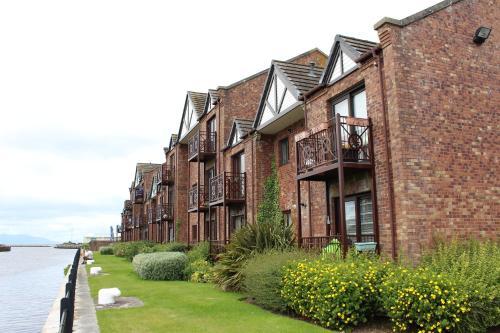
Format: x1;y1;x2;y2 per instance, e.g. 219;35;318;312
0;0;439;242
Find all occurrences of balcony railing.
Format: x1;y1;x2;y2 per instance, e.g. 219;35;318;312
188;185;208;211
123;200;132;211
300;234;376;253
134;187;144;204
161;163;174;185
300;235;342;253
156;204;174;221
188;131;217;161
209;172;246;205
296;115;372;175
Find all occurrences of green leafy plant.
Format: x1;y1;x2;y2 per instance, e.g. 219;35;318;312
380;266;470;332
421;239;500;333
281;257;390;331
132;252;187;280
212;161;294;291
184;242;212;282
112;241;155;261
99;246;114;255
242;249;315;312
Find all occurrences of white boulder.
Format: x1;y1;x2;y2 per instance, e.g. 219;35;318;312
90;267;102;276
98;288;121;305
86;260;95;265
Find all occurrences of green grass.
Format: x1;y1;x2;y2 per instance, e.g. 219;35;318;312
87;253;329;333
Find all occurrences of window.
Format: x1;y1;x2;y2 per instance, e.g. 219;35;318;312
338;193;374;244
283;211;292;227
168;222;175;242
329;49;356;83
230;206;245;234
332;87;367;119
191;225;198;242
279;138;289;165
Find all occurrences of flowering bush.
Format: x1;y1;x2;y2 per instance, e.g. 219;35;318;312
133;252;187;280
281;258;389;330
381;266;470;332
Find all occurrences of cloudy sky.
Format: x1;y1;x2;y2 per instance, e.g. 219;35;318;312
0;0;438;242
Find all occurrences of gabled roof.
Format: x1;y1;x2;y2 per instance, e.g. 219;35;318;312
169;134;178;149
253;60;324;129
177;91;207;140
134;163;161;187
274;60;324;96
219;48;327;90
202;89;220;116
320;35;377;85
226;119;253;148
187;91;208;119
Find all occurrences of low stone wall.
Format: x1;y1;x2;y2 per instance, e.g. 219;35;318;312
89;240;114;251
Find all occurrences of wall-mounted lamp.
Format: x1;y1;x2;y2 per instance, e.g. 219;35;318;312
473;27;491;44
300;202;307;208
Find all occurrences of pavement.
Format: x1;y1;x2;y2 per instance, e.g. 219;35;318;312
42;261;100;333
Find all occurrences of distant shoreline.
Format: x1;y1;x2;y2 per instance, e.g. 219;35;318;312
9;245;53;247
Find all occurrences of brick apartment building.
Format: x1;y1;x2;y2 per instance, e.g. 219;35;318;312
121;0;498;259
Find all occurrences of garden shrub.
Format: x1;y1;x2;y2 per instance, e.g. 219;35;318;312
188;259;213;283
281;257;390;331
113;241;155;261
242;250;315;313
163;242;189;252
184;242;212;282
381;266;470;332
212;161;294;291
133;252;187;280
421;240;500;333
99;246;114;255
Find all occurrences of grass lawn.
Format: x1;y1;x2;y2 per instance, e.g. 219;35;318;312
87;253;329;333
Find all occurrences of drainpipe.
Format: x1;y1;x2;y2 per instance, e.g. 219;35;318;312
373;48;397;259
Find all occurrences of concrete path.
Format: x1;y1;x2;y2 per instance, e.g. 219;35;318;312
42;262;100;333
73;263;100;333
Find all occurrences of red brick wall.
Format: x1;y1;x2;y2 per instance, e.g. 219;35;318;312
376;0;500;258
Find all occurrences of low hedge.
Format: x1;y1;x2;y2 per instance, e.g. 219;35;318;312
112;241;188;261
133;252;187;280
281;256;390;331
99;246;114;255
242;250;315;313
381;266;470;332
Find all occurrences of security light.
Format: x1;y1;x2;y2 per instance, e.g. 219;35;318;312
473;27;491;44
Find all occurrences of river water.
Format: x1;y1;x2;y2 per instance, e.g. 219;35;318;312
0;247;76;333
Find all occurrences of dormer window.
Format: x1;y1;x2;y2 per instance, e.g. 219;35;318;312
329;50;356;83
180;98;196;138
261;74;297;125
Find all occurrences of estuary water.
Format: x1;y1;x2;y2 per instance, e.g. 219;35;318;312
0;247;76;333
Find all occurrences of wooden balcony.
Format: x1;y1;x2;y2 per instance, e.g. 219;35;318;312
188;131;217;162
161;163;174;185
296;115;373;181
156;204;174;222
208;172;246;206
134;187;144;204
188;185;208;212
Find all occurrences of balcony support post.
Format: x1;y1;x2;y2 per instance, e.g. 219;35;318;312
368;119;380;251
197;156;201;243
335;113;347;256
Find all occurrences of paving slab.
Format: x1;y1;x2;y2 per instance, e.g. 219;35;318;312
73;263;100;333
